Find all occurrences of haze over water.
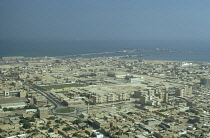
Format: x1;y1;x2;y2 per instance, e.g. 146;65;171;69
1;39;210;62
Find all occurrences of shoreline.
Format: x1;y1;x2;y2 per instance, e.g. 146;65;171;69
119;57;210;64
1;55;210;64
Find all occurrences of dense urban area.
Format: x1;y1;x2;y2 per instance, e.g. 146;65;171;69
0;56;210;138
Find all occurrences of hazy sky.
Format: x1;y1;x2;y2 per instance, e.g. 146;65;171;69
1;0;210;41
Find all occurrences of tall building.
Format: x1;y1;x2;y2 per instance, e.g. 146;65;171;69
184;85;189;94
200;77;210;86
38;107;49;119
133;91;141;98
164;92;169;103
175;88;185;97
87;103;90;114
140;95;149;104
188;86;193;96
175;85;192;97
158;92;163;99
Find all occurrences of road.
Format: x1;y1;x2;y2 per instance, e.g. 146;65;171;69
25;81;138;117
26;82;62;112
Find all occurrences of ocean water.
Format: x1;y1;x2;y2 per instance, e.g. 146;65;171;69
0;39;210;62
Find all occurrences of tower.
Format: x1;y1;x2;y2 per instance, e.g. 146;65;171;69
175;88;185;97
188;86;192;96
87;103;90;114
164;92;168;103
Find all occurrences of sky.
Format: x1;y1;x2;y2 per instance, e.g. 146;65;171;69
1;0;210;41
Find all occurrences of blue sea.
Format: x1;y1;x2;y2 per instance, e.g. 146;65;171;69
0;39;210;62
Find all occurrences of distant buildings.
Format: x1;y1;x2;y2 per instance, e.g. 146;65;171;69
175;85;192;97
1;56;24;60
2;55;210;137
92;93;129;104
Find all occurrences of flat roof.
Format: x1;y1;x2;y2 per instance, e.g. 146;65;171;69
0;97;27;104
